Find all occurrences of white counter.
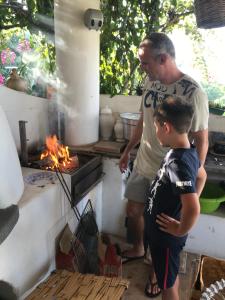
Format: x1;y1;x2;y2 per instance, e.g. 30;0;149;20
0;168;102;299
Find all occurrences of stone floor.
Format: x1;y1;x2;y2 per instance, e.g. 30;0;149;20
110;236;201;300
122;252;201;300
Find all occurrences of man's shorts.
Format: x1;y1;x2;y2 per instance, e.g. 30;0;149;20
150;244;184;290
124;168;151;203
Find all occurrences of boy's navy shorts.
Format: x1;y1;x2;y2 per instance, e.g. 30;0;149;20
150;244;184;290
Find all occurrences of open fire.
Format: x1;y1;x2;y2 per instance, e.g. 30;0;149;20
40;135;79;172
22;134;103;205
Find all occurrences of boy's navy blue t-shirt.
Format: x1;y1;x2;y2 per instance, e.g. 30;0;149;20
144;145;200;247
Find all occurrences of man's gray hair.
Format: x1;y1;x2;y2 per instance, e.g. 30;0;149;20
140;32;176;59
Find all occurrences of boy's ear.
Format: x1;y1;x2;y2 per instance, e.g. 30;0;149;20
164;122;172;133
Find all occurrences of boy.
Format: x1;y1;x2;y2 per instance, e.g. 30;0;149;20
144;96;207;300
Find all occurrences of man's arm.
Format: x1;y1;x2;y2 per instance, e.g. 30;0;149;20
156;193;200;237
119;113;143;172
191;128;209;165
196;165;207;196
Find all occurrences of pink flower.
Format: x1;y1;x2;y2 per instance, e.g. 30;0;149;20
1;50;7;64
17;40;31;52
0;74;4;85
1;49;16;65
10;51;16;64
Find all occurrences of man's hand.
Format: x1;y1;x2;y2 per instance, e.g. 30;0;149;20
119;151;130;172
156;213;184;237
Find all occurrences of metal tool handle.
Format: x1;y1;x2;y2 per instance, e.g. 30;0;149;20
19;120;29;166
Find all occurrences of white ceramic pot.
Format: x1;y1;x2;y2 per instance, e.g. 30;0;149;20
114;118;125;142
99;106;115;141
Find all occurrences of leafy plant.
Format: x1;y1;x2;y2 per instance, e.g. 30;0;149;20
202;81;225;109
100;0;196;96
0;0;55;95
0;0;54;35
0;0;220;100
0;28;55;94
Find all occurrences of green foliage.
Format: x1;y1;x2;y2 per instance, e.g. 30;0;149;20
0;28;55;93
100;0;195;96
202;81;225;108
1;0;219;101
0;0;54;33
0;1;55;95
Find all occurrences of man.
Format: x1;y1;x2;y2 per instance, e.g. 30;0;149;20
119;32;209;297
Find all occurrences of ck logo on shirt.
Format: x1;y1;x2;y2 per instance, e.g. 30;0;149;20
144;89;170;109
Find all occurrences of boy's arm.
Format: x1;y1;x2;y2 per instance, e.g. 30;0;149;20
156;193;200;237
157;164;207;237
174;164;207;236
178;193;200;236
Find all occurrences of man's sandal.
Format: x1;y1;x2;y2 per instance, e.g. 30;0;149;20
144;280;161;298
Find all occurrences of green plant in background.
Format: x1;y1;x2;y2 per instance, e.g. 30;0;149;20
0;0;54;34
202;82;225;116
0;0;224;103
100;0;196;96
0;0;55;96
202;81;225;116
202;82;225;104
0;28;55;94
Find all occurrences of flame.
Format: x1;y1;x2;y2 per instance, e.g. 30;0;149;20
40;135;79;171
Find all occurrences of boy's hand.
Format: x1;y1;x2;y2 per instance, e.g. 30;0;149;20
156;213;183;237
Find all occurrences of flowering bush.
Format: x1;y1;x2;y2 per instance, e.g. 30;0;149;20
0;29;56;97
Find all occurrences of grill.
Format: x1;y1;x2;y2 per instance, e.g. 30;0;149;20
24;150;103;206
69;152;103;206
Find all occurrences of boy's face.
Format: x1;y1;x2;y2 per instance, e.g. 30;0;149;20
154;119;170;147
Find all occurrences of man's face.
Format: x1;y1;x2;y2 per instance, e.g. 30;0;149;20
138;46;160;81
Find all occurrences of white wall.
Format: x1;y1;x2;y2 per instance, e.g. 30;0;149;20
100;94;225;133
100;94;142;114
209;113;225;133
0;86;49;153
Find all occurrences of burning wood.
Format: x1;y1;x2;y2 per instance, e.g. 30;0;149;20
40;135;79;172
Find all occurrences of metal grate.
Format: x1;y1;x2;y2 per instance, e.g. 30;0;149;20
75;200;99;274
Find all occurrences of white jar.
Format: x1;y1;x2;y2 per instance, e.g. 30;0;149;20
114;118;125;142
99;106;115;140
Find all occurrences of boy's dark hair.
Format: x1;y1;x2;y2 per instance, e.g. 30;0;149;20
153;96;194;134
